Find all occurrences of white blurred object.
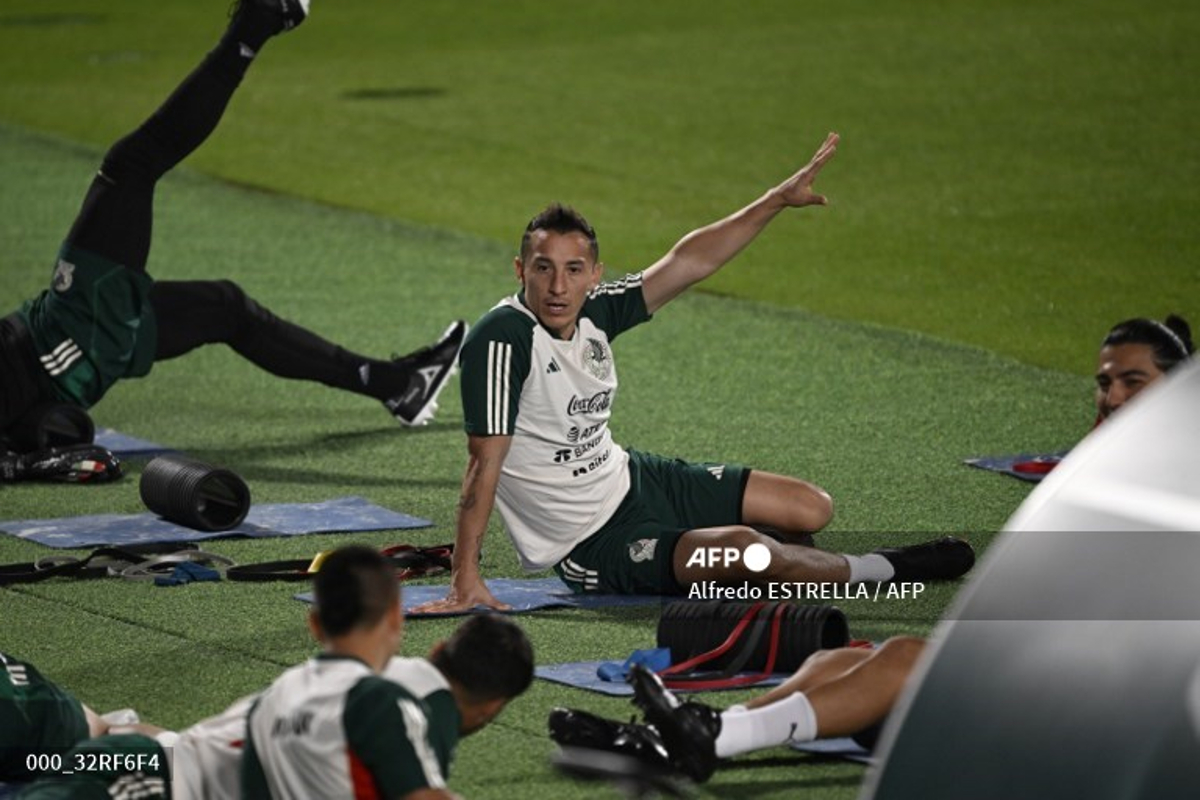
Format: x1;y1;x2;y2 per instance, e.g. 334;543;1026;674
101;708;140;727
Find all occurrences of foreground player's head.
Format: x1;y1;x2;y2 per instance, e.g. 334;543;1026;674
515;203;603;339
310;545;402;667
430;613;535;735
1095;314;1194;421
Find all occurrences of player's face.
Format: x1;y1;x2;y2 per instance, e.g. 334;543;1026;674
515;230;602;339
1094;343;1165;421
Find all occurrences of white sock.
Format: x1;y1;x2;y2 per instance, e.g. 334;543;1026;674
714;693;818;758
843;553;894;583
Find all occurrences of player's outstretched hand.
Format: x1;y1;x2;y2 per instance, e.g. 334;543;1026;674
409;574;513;614
774;132;839;208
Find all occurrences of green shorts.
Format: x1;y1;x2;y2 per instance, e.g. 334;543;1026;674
554;449;749;595
1;653;89;781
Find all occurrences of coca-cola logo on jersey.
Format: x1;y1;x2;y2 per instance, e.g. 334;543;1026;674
566;390;612;416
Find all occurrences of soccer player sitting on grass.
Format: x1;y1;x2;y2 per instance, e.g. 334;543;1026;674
0;0;463;450
1093;314;1193;424
414;133;974;614
239;545;535;800
549;637;925;783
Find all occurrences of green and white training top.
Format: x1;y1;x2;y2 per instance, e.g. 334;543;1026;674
242;655;459;800
172;692;257;800
461;274;652;570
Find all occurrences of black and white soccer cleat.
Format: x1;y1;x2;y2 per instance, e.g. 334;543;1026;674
236;0;310;32
628;663;722;783
548;707;672;770
383;320;468;427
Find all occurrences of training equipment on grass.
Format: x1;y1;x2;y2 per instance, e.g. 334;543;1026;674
0;495;431;548
297;577;662;617
139;455;251;532
0;443;121;484
535;660;789;697
657;601;849;689
227;543;454;583
789;737;873;765
963;450;1069;483
93;427;174;458
0;542;203;586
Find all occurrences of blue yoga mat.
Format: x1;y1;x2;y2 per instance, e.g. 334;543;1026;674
296;577;662;617
790;737;874;765
94;428;174;457
963;450;1069;483
0;496;431;549
535;660;788;696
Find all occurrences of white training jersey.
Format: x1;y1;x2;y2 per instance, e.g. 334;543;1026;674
185;656;456;800
461;275;652;570
171;693;257;800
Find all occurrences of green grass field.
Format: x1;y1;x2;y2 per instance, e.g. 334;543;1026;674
1;1;1197;798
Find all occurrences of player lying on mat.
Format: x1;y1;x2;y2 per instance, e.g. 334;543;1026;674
549;637;925;783
10;546;535;800
1093;314;1193;424
414;133;974;614
0;0;462;451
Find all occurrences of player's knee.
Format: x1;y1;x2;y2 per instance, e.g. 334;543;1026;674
211;279;250;311
211;280;266;338
806;487;834;531
786;484;833;532
875;636;925;673
800;646;846;673
100;132;165;188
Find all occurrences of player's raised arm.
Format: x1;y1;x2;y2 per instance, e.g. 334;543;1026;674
410;433;514;614
641;132;839;314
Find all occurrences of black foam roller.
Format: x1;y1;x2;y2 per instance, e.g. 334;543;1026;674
139;455;250;532
657;601;849;672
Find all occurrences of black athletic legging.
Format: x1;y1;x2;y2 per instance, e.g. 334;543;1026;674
58;8;391;397
64;8;279;276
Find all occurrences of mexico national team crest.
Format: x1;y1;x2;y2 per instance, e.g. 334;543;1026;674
582;338;612;380
629;538;657;563
52;260;75;293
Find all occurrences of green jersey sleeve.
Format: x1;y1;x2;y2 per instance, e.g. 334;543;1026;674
581;273;651;341
460;303;535;436
239;697;274;800
343;677;459;798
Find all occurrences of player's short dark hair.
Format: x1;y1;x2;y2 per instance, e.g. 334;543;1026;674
520;203;599;263
430;614;534;702
312;545;398;638
1102;314;1194;371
